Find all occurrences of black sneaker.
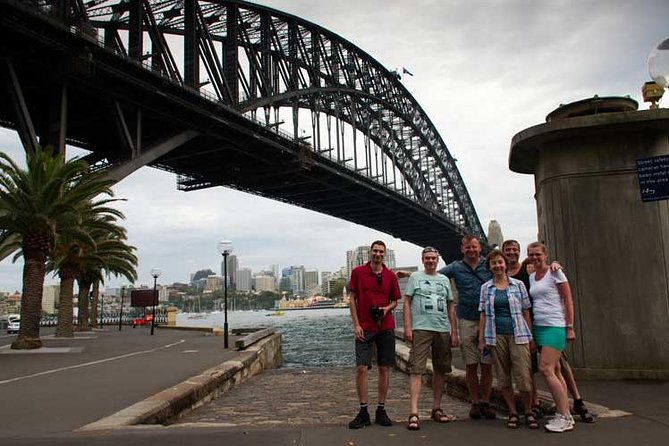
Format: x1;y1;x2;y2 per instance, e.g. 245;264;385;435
348;409;371;429
375;407;393;426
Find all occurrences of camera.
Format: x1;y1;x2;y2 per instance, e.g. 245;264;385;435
369;306;384;323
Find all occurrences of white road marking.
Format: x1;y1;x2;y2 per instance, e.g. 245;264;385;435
0;339;186;385
182;350;199;353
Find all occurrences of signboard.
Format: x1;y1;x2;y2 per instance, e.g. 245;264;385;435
637;155;669;202
131;289;158;307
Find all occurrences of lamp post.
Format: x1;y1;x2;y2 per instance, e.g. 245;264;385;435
99;293;103;328
118;286;125;331
150;268;161;335
217;240;233;348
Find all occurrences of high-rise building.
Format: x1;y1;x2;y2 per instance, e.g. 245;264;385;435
221;255;239;290
305;270;319;297
254;274;277;292
270;264;280;287
236;268;252;292
204;275;223;293
321;271;332;295
290;265;305;297
487;220;504;248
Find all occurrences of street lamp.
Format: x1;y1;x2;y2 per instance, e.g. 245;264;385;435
217;240;233;348
118;285;126;331
150;268;161;335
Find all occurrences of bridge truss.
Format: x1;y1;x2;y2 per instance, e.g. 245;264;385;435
0;0;487;259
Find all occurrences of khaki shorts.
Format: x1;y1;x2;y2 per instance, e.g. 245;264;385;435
458;319;492;366
490;334;532;392
408;330;452;375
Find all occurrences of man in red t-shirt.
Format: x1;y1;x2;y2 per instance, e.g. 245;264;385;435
347;240;401;429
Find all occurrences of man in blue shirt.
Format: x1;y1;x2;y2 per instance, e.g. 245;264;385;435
439;235;495;420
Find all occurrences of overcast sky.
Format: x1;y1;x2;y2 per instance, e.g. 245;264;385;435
1;0;668;291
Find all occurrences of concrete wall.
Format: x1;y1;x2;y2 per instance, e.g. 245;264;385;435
510;108;669;379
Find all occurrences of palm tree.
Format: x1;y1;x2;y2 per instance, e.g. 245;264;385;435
75;231;137;331
0;147;115;349
49;199;128;336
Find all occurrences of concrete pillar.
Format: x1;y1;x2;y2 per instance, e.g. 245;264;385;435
510;97;669;379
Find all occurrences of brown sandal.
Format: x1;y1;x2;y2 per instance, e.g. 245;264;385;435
431;408;451;423
407;414;420;430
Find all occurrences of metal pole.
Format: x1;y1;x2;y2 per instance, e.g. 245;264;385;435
223;251;229;349
119;287;124;331
151;277;157;335
99;293;103;327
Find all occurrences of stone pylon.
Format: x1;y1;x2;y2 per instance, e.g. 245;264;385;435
487;220;503;248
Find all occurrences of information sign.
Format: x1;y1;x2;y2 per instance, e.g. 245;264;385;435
637;155;669;202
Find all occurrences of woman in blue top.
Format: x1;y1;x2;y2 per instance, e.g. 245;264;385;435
527;242;576;433
478;250;536;429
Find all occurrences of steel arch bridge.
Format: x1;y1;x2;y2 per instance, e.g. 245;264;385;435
0;0;486;260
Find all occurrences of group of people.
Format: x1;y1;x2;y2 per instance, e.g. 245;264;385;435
347;236;595;433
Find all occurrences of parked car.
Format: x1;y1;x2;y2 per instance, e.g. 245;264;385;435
7;317;20;334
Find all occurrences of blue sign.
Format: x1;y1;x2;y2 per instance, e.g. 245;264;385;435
637;155;669;202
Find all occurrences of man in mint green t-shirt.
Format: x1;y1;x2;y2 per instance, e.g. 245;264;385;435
403;247;458;430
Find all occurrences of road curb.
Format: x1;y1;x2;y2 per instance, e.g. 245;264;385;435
77;331;282;432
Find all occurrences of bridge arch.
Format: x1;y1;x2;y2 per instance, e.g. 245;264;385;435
0;0;487;258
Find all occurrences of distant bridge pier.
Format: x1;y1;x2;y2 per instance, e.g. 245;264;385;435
510;97;669;379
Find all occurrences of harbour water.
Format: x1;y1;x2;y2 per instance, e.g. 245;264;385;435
177;308;356;368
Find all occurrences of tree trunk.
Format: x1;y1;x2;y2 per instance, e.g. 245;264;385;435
55;273;75;338
77;279;92;331
90;281;100;328
11;254;45;349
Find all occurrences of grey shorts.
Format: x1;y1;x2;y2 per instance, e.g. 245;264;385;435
355;330;396;368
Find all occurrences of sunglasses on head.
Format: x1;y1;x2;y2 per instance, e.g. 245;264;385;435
422;246;439;255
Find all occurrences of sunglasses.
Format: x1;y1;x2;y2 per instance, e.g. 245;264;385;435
375;272;383;285
422;246;439;255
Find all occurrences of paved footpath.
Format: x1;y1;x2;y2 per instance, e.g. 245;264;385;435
1;327;668;446
177;366;471;427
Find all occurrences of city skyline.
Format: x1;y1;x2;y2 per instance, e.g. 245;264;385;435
1;0;667;292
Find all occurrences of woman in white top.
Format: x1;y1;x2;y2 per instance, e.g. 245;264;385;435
527;242;575;433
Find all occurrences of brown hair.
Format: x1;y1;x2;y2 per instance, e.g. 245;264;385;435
486;249;507;270
370;240;386;251
502;239;520;250
527;241;547;254
461;235;480;246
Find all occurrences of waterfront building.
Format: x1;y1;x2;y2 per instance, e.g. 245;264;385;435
236;268;253;292
321;271;332;295
204;275;223;293
290;265;305;297
254;274;277;292
279;276;292;293
42;284;60;314
158;285;169;302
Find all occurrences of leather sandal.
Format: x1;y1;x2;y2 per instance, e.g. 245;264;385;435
507;413;519;429
431;408;451;423
525;412;539;429
407;414;420;430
